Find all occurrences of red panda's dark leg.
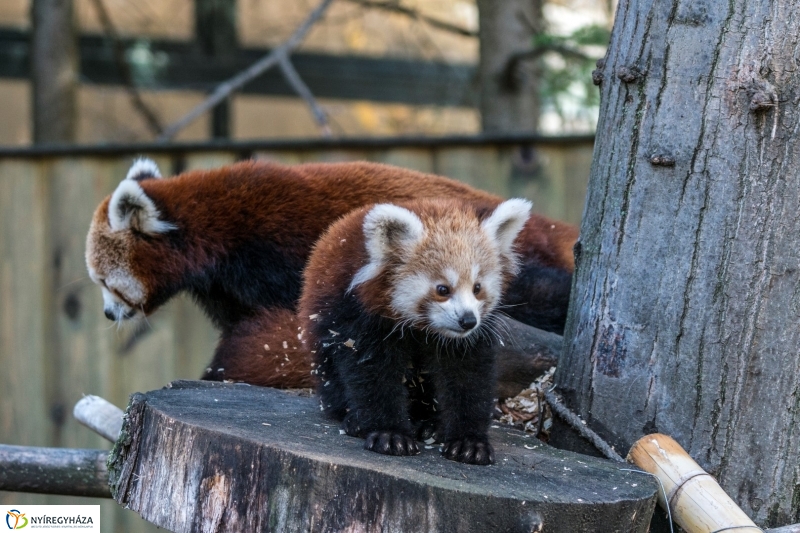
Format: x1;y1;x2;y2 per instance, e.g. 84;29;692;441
428;340;497;465
331;345;419;456
313;314;419;456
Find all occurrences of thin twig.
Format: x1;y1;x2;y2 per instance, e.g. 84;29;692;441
544;388;625;463
88;0;164;136
278;55;331;136
158;0;335;142
343;0;478;38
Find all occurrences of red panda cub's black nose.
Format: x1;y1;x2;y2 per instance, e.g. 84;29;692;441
458;312;478;331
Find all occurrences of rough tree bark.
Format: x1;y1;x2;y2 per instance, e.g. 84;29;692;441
476;0;544;133
556;0;800;527
31;0;78;143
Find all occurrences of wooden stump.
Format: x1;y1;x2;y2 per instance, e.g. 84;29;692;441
109;381;657;533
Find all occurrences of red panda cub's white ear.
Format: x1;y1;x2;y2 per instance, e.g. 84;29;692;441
481;198;532;263
349;204;425;290
108;158;175;234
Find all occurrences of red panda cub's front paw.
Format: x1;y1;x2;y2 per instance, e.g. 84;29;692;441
364;431;420;456
442;437;495;465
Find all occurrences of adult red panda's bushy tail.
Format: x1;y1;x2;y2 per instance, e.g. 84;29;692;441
202;307;315;389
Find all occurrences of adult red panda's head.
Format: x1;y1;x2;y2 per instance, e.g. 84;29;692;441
351;198;532;339
85;158;176;323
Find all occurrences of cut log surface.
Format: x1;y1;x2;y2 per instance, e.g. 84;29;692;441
109;380;657;533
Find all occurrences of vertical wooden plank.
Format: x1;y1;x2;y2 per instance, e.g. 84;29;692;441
0;160;50;445
433;146;511;196
43;157;165;533
172;294;219;380
562;144;593;226
298;150;370;163
506;143;593;226
184;152;237;171
252;150;304;165
0;159;51;507
510;145;568;222
368;148;435;174
47;158;114;451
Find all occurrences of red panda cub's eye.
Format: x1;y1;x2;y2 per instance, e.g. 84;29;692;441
436;285;450;297
473;283;481;295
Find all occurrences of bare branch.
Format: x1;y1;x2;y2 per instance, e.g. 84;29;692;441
88;0;164;136
503;43;592;91
278;56;332;136
343;0;478;38
158;0;335;142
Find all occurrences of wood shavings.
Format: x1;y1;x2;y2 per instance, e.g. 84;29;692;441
495;367;556;439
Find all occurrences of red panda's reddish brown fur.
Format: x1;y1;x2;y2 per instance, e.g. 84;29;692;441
209;308;315;388
86;159;578;389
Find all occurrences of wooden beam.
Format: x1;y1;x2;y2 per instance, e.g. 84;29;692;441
0;132;595;158
0;27;477;107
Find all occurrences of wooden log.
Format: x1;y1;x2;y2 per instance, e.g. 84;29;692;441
0;444;110;498
627;433;758;533
494;318;560;399
73;395;124;442
109;380;658;533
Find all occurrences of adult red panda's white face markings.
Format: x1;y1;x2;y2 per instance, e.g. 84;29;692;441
85;158;174;322
351;198;532;339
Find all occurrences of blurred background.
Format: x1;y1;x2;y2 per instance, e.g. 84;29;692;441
0;1;611;531
0;0;611;144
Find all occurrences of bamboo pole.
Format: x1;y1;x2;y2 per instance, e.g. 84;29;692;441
627;433;759;533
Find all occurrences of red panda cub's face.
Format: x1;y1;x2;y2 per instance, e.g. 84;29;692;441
353;198;531;339
85;159;175;323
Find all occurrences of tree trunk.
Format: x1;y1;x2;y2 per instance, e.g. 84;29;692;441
556;0;800;527
30;0;78;144
476;0;543;133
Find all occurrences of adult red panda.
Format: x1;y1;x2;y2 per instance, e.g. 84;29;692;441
85;158;576;388
298;198;532;464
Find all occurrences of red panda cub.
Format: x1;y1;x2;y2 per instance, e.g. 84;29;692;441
299;197;531;465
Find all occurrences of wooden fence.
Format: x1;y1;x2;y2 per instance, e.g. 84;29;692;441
0;134;593;533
